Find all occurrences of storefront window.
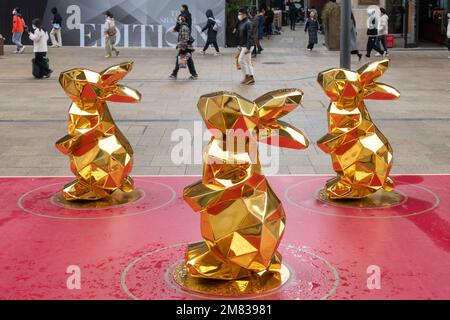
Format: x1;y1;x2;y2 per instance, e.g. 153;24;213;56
386;0;405;34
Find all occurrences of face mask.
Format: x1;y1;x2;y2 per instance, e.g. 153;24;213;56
238;15;244;21
12;10;16;15
32;25;36;29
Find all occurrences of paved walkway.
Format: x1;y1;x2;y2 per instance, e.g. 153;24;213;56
0;29;449;176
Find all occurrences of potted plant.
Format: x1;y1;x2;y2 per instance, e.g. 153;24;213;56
321;1;340;51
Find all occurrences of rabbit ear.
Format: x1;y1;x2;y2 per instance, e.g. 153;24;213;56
258;120;309;150
357;59;389;84
364;82;400;100
317;68;359;100
100;61;134;86
254;89;303;122
104;84;141;103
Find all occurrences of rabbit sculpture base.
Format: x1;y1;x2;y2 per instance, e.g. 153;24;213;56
173;247;290;296
56;62;141;202
183;89;309;282
317;59;400;200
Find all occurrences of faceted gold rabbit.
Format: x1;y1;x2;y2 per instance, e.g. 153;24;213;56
317;59;400;199
183;89;309;280
55;62;141;201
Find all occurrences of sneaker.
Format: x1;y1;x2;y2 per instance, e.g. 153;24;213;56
19;46;25;53
214;52;221;56
245;75;255;85
105;54;112;58
43;70;53;79
384;52;389;57
375;52;382;57
241;75;250;85
169;74;177;80
115;50;120;57
200;50;206;55
189;75;198;80
12;50;18;54
448;55;450;59
51;45;58;48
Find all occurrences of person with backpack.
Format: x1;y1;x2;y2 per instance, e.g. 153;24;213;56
305;10;319;51
104;11;119;58
28;18;52;79
200;9;220;55
12;7;26;54
170;15;198;80
50;7;63;48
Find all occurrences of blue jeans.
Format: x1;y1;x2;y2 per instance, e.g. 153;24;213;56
12;32;23;51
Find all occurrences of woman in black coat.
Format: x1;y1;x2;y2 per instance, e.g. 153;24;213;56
201;9;220;54
305;11;319;50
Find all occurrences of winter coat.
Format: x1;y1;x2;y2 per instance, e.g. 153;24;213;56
29;28;49;52
257;14;265;39
177;23;193;51
52;12;63;28
104;17;116;36
378;14;389;36
305;18;319;44
12;14;25;33
350;20;358;51
447;18;450;38
201;9;217;42
237;17;254;49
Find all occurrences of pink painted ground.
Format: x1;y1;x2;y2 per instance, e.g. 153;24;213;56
0;175;449;300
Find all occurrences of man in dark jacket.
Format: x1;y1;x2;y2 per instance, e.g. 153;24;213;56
50;7;63;47
237;8;255;85
201;9;220;55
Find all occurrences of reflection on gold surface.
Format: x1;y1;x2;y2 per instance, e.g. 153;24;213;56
317;59;401;200
55;62;142;201
54;189;144;209
173;252;290;297
183;89;309;283
317;189;406;209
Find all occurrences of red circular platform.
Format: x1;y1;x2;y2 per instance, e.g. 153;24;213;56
17;178;176;220
284;177;440;219
121;242;340;300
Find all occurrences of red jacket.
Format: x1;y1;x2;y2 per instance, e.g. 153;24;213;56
12;15;25;33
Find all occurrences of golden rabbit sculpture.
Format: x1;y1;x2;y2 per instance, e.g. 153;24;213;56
56;62;142;201
317;59;400;199
183;89;309;280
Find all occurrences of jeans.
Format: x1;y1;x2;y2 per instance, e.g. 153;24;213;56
376;35;388;53
238;47;254;77
50;28;62;47
203;40;219;53
105;35;118;56
35;52;51;78
12;32;23;51
366;36;384;57
172;52;197;77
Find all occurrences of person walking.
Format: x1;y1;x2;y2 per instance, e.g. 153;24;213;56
28;19;52;79
265;7;274;39
12;7;26;54
104;11;119;58
288;1;297;31
305;11;319;51
237;8;255;85
376;7;389;57
50;7;63;48
350;13;363;61
365;8;384;58
250;7;260;58
447;13;450;59
201;9;220;55
170;15;198;80
257;9;265;53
